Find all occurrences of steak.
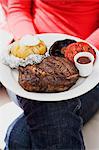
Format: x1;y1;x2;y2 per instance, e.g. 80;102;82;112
18;56;79;92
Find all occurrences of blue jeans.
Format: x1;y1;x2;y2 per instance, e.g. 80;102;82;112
5;84;99;150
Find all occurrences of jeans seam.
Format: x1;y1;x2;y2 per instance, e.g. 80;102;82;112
73;98;81;113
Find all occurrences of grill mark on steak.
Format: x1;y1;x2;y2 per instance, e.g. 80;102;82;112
51;57;77;79
39;61;55;74
59;57;79;79
53;57;71;77
18;56;79;92
43;57;69;76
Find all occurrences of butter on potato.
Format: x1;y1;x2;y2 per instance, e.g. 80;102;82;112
10;40;47;59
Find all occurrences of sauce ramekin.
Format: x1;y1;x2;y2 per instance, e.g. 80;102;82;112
74;52;94;77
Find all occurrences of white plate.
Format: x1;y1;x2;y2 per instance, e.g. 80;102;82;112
0;29;13;47
0;33;99;101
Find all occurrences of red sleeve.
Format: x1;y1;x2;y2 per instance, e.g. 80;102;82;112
86;28;99;50
7;0;36;40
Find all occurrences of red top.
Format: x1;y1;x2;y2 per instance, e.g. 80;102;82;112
1;0;99;48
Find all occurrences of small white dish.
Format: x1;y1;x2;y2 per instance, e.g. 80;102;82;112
74;52;94;77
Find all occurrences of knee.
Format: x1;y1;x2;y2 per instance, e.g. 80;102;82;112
5;114;31;149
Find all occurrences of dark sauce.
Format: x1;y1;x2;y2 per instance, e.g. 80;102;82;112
77;56;91;64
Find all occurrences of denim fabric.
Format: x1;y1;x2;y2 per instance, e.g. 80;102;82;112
4;114;28;150
79;84;99;124
5;84;99;150
5;114;31;150
5;99;85;150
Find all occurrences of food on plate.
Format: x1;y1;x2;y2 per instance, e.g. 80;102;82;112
18;56;79;92
74;52;94;77
1;35;49;68
49;39;76;57
1;33;97;96
64;42;96;62
10;36;47;59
